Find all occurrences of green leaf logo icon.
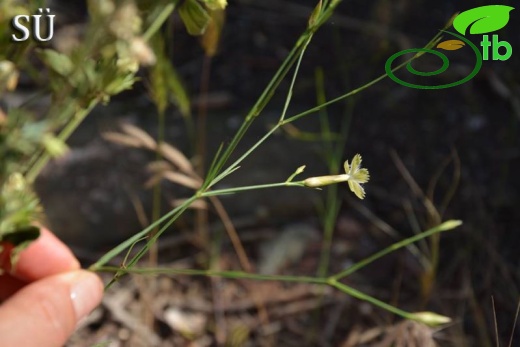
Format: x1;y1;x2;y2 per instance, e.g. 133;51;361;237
453;5;515;35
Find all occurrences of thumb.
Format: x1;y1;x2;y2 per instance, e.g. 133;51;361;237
0;270;103;347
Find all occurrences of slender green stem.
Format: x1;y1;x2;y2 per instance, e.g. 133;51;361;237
281;34;444;126
94;220;460;322
91;24;317;272
204;39;306;187
207;32;443;191
207;34;311;189
208;33;314;188
204;1;342;187
282;70;390;125
330;220;462;281
328;279;416;320
279;36;312;122
209;30;444;191
207;119;280;189
103;198;198;289
204;0;344;187
96;266;328;285
90;195;198;270
96;265;417;320
143;3;176;41
202;181;305;197
93;178;306;275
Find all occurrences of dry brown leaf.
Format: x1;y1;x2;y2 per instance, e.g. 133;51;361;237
158;142;194;175
163;171;202;189
102;132;143;147
146;160;174;173
121;123;157;149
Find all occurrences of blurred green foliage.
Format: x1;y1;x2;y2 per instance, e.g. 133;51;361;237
0;0;226;264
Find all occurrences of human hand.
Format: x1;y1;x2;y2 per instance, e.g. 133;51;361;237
0;228;103;347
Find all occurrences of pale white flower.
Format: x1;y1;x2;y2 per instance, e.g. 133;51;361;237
303;154;370;199
344;154;370;199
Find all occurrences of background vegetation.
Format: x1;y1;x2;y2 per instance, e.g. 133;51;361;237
1;0;519;346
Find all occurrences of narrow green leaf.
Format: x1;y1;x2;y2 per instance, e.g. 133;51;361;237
331;220;462;281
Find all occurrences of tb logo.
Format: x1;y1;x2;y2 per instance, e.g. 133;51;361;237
480;35;512;61
385;5;515;89
11;8;55;42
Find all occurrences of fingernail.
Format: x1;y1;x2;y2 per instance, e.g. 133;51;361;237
68;271;103;321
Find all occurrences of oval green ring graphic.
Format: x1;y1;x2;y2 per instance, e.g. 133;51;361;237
405;49;449;77
385;31;483;89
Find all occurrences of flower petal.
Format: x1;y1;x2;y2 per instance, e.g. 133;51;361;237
350;154;362;174
343;159;350;174
348;180;366;199
353;168;370;184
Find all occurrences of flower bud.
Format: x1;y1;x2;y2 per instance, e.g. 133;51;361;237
303;174;350;188
410;311;452;326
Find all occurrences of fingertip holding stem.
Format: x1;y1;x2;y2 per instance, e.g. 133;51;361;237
66;270;104;322
0;270;103;347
